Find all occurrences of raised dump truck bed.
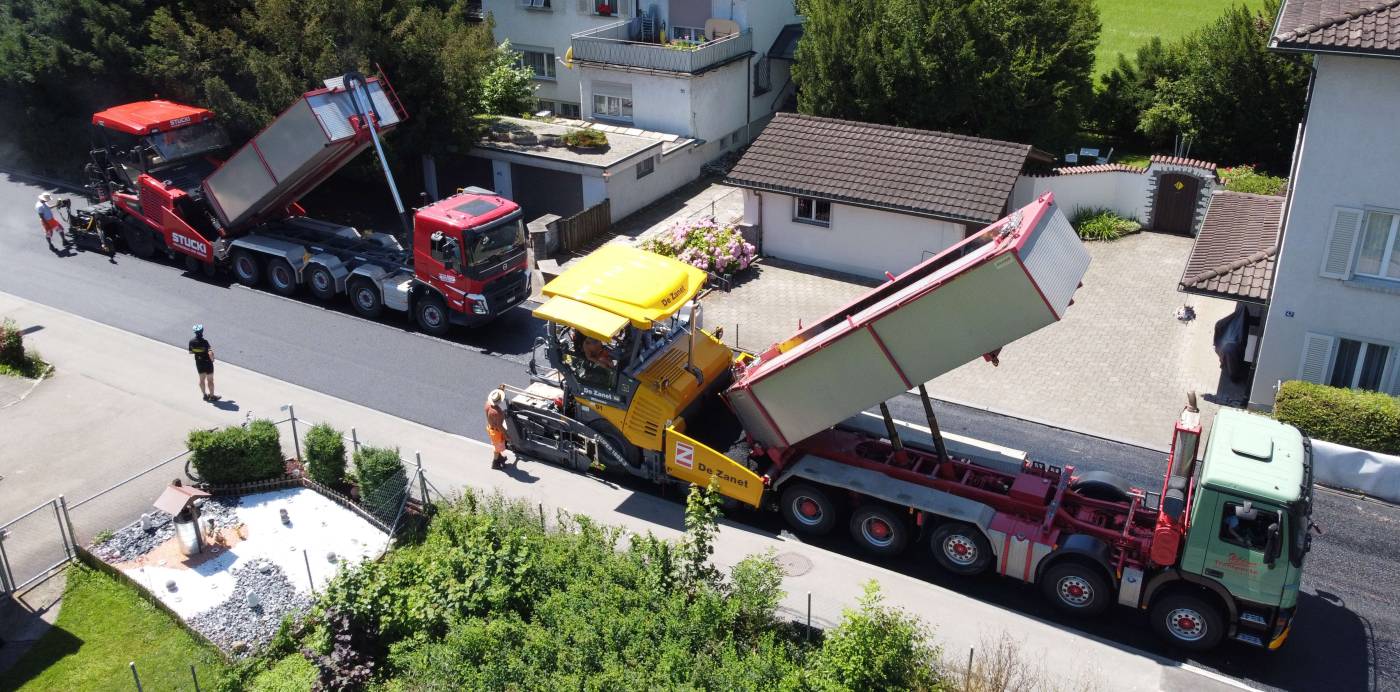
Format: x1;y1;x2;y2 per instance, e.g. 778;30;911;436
724;194;1090;450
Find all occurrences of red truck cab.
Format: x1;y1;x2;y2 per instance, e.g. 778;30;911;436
412;188;531;326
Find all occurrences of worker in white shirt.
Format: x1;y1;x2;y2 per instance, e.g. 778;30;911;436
35;193;68;249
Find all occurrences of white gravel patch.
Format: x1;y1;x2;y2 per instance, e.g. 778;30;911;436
117;487;388;630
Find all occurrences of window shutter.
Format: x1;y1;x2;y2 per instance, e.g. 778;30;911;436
1320;206;1363;279
1297;332;1335;384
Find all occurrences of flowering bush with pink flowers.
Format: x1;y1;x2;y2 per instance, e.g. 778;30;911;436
641;217;757;275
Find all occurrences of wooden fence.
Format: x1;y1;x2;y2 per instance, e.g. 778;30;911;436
554;200;612;254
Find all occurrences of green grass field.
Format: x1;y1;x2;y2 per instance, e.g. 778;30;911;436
1095;0;1266;75
0;566;230;691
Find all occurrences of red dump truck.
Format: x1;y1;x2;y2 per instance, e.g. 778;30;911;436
504;194;1315;651
70;72;530;334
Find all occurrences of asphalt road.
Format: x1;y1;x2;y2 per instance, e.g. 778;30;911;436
2;170;1396;691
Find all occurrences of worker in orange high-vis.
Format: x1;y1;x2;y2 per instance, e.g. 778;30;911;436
485;388;509;469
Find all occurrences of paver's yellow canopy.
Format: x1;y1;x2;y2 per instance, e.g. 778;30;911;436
540;244;707;328
532;295;630;341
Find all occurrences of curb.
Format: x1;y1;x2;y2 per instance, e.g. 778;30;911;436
0;366;53;411
0;165;88;195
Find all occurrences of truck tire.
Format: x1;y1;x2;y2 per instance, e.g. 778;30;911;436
232;250;262;286
849;505;909;557
123;223;155;259
1071;470;1132;503
348;279;383;318
1040;560;1113;616
267;258;299;296
306;264;338;301
779;483;839;537
414;293;451;336
1149;592;1225;651
930;522;993;576
183;254;215;278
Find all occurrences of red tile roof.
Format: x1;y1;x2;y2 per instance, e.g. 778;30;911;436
1048;163;1148;176
1272;0;1400;56
1179;191;1284;302
1150;154;1219;173
726;113;1034;224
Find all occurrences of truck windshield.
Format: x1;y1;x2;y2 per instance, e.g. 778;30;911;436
469;217;525;267
146;122;229;166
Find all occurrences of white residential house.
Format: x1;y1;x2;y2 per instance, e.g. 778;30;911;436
483;0;629;119
567;0;802;154
725;113;1052;279
1247;0;1400;407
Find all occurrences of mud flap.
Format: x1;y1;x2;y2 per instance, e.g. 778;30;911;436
664;426;764;508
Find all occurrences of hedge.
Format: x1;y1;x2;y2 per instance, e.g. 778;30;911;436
187;420;285;485
1273;381;1400;455
353;446;407;512
1;318;24;367
304;423;347;487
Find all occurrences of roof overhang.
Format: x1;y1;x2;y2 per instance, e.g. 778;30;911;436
723;179;997;226
1178;192;1283;304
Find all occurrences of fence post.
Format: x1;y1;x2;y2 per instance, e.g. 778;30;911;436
190;664;201;692
303;549;315;593
351;427;360;453
415;452;428;506
0;529;13;594
806;592;812;642
50;500;73;560
286;405;301;461
129;662;143;692
58;495;78;558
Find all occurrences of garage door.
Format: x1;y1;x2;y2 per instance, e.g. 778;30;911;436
511;164;584;221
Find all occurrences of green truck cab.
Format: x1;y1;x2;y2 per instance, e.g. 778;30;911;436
1150;407;1314;650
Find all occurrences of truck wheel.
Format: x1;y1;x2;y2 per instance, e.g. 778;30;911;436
779;483;839;536
307;265;337;301
348;280;383;318
123;223;155;259
232;250;262;286
267;258;299;296
1040;560;1113;616
930;522;993;576
414;293;451;336
1071;470;1132;503
849;505;909;557
1150;592;1225;651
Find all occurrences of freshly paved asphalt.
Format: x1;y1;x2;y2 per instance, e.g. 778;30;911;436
1;170;1396;691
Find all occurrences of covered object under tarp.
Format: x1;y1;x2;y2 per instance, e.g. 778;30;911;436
724;193;1090;449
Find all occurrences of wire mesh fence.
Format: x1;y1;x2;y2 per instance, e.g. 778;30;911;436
1;405;440;597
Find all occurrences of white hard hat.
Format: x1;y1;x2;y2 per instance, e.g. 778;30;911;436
38;192;52;204
488;389;505;407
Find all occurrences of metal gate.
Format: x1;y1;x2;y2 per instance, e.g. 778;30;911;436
1152;173;1200;235
0;497;77;595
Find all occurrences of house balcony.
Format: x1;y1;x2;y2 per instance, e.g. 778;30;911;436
571;19;752;74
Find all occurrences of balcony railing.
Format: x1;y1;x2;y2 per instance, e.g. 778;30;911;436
571;19;752;74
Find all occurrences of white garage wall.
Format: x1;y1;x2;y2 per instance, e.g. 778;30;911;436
1012;171;1150;222
605;142;710;222
758;192;966;279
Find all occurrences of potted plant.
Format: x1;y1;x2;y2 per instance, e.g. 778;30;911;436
597;3;613;16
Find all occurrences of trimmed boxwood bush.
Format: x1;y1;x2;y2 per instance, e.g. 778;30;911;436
1274;381;1400;455
304;423;348;487
187;419;284;485
353;445;407;510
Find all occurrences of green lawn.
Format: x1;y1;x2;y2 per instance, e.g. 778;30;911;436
0;566;230;691
1095;0;1265;75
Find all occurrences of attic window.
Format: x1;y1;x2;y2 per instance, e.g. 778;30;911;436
1231;430;1273;461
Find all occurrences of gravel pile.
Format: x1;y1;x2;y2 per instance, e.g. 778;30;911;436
186;558;313;656
92;496;243;563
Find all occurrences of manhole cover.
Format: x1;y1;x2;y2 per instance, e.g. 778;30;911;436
775;551;813;577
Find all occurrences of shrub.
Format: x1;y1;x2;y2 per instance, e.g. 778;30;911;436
0;318;24;367
1274;381;1400;455
352;446;407;511
1069;207;1141;241
304;423;347;487
1220;165;1287;196
187;420;285;486
806;582;943;691
641;216;757;274
562;128;608;148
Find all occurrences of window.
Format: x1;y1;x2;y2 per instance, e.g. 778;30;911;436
753;55;772;95
1219;502;1279;552
1356;210;1400;281
593;0;620;15
519;0;550;9
558;102;581;119
517;48;556;79
592;94;632;120
1329;338;1391;391
534;99;556;115
794;196;831;226
672;25;705;42
636;156;655;179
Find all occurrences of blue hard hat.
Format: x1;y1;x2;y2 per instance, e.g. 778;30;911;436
193;324;204;334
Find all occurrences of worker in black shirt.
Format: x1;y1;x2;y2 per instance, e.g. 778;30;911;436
188;324;220;402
